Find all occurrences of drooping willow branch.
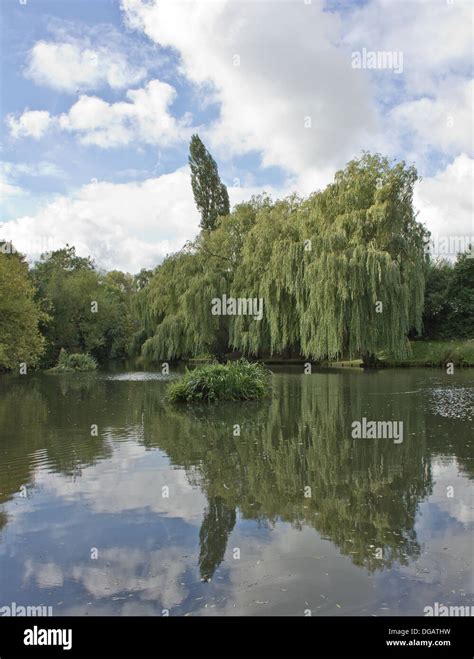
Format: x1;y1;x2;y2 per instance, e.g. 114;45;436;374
200;246;233;264
139;154;427;362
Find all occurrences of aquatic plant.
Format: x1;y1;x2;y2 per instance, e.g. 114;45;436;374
49;349;97;372
167;360;271;402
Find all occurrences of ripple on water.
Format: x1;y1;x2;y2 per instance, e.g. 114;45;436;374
429;387;474;420
104;372;175;382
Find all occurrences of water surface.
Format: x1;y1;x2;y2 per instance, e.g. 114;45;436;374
0;367;472;616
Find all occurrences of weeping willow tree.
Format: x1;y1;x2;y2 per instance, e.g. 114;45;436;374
229;154;428;362
134;154;428;363
229;195;302;355
136;198;265;360
139;247;215;361
298;155;428;362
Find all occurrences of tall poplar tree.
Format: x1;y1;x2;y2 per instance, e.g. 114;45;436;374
189;134;230;231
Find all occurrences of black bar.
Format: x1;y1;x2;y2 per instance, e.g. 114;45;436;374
0;616;471;658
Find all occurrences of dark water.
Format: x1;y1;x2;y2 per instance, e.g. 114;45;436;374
0;367;472;616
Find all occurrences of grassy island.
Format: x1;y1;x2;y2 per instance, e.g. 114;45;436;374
167;360;271;402
49;350;97;372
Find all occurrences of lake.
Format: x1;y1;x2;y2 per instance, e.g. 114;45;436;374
0;367;472;616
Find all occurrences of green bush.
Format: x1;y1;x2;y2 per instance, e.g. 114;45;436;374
380;339;474;367
50;349;97;372
422;252;474;340
167;360;271;402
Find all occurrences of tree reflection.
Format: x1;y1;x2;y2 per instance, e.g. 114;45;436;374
199;496;236;581
144;371;433;574
0;368;470;579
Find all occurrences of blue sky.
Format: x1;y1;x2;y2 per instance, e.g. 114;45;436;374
1;0;472;272
1;0;204;199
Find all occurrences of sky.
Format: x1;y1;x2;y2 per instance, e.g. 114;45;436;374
0;0;472;274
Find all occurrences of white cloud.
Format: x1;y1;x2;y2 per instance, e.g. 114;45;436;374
0;162;65;220
26;40;146;93
7;110;52;139
9;79;191;148
0;173;26;199
1;162;64;204
23;546;190;610
414;154;474;250
59;79;190;147
340;0;473;163
1;168;200;273
35;437;208;520
1;160;64;178
24;560;64;588
4;0;472;270
1;166;290;272
390;79;473;157
343;0;473;97
119;0;472;181
121;0;375;177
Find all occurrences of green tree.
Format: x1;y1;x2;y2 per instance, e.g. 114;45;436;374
447;251;474;337
134;268;153;291
236;154;428;364
422;250;474;339
135;198;264;360
33;246;135;365
422;259;453;338
189;134;230;231
135;155;428;364
0;247;47;370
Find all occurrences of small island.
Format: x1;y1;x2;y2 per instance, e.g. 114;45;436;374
49;349;97;372
166;360;271;402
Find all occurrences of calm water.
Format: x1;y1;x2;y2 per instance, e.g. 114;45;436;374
0;367;472;616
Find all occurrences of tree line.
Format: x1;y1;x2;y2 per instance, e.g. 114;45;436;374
0;136;472;371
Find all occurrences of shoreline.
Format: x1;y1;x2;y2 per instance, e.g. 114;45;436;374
1;340;472;375
187;339;474;369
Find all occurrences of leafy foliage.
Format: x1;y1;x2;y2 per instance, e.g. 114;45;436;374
32;246;138;365
2;153;470;372
381;339;474;367
137;154;429;362
189;134;230;231
167;360;271;402
422;251;474;339
49;349;97;372
0;248;47;370
138;198;264;361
